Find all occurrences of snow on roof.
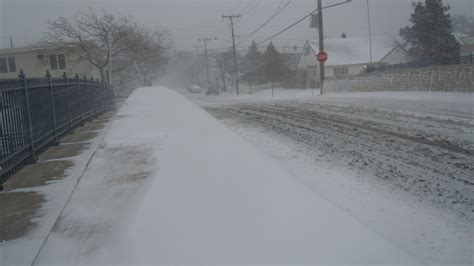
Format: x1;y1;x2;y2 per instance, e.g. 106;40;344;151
308;36;398;66
459;36;474;45
0;44;79;55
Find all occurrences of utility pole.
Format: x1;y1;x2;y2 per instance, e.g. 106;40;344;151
366;0;373;63
317;0;325;95
107;32;112;85
222;15;241;95
9;35;13;48
193;45;200;84
199;38;212;88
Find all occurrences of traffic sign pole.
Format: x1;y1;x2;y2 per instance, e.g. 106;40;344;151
317;0;325;95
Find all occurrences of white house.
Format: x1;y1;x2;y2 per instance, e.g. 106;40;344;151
0;45;101;79
296;36;413;87
455;35;474;64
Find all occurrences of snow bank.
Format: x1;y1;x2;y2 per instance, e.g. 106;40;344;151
98;87;420;264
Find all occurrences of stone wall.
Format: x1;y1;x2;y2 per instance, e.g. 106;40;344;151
325;65;473;93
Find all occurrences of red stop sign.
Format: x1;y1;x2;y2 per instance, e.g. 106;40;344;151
317;51;328;63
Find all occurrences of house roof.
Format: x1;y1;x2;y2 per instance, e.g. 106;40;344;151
307;36;399;66
0;46;44;55
0;44;78;55
459;36;474;45
281;53;300;68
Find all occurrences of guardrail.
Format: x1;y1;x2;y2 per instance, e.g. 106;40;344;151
0;70;115;187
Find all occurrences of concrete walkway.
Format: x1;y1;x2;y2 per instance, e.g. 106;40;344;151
0;112;114;265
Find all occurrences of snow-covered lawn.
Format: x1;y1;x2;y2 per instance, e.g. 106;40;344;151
16;87;423;264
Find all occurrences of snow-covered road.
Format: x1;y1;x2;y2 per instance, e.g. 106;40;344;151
30;87;423;265
206;101;473;220
188;89;473;265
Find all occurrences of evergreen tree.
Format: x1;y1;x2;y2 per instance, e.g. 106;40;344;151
241;40;262;86
399;0;460;64
262;42;289;83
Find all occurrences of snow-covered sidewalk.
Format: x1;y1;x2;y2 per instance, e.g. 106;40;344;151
33;87;422;264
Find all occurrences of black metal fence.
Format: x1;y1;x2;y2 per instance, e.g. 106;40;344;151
0;70;115;186
366;54;474;73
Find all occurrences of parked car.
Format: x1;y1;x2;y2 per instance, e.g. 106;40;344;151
187;84;202;93
205;85;219;96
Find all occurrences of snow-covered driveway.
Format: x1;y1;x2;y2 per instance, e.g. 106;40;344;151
31;87;421;265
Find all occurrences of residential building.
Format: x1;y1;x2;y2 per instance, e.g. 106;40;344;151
457;35;474;64
296;36;414;87
0;45;101;79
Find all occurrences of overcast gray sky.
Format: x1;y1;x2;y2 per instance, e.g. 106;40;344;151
1;0;473;51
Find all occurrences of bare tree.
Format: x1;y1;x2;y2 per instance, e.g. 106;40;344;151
213;49;234;92
43;8;136;82
115;25;171;86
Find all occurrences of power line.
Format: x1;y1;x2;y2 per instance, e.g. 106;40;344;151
238;0;260;16
256;0;352;46
239;0;292;45
212;1;351;57
226;0;244;15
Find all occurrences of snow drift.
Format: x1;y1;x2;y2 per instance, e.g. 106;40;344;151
35;86;421;264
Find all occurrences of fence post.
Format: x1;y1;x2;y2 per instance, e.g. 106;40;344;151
46;71;58;142
470;67;473;93
388;75;393;91
429;70;434;92
83;75;90;119
89;77;97;117
75;74;84;123
63;72;73;131
19;70;37;161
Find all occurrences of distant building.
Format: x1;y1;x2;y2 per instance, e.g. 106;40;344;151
281;53;301;71
456;35;474;64
0;45;101;79
296;36;414;88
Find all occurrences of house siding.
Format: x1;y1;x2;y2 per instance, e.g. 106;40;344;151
296;40;414;85
0;47;100;79
381;47;413;65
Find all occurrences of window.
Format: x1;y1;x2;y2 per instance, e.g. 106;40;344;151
49;54;66;70
334;67;348;76
304;46;310;56
37;54;44;60
58;54;66;69
8;57;16;72
0;57;17;73
49;54;58;70
0;58;7;73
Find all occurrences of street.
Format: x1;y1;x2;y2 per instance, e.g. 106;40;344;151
206;99;474;220
191;90;474;264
